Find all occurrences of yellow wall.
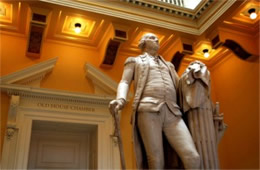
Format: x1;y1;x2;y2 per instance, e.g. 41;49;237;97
211;54;259;169
1;33;101;92
0;32;136;168
212;30;260;169
1;27;259;169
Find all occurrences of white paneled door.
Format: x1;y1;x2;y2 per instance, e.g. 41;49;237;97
27;121;97;169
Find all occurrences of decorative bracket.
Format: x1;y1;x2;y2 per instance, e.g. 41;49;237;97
101;22;129;68
6;95;20;140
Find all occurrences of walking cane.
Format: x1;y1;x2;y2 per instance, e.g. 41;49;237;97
110;109;126;170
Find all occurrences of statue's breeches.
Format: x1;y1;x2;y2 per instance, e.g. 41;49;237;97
137;104;200;169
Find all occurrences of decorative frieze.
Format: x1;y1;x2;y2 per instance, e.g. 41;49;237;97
36;102;96;112
39;0;236;35
1;84;113;106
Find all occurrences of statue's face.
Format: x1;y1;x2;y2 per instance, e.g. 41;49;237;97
144;33;159;51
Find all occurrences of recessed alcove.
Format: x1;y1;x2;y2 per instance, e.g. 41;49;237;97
28;120;98;169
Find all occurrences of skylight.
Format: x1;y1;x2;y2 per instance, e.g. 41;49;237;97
158;0;202;10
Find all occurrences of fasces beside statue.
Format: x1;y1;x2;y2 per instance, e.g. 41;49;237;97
179;60;227;169
109;33;227;169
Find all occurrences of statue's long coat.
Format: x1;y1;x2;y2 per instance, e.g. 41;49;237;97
117;53;181;169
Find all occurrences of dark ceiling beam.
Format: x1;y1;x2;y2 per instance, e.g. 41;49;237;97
223;39;259;62
171;38;194;72
101;40;121;67
171;51;185;72
101;24;129;68
26;6;50;59
208;30;259;62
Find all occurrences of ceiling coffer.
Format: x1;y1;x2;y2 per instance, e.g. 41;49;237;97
26;6;50;59
182;43;193;55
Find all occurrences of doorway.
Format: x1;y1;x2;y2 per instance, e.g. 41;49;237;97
27;120;97;169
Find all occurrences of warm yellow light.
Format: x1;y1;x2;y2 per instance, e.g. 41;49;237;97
204;52;209;58
0;2;13;23
74;23;81;33
74;27;81;33
203;49;209;58
248;8;257;20
250;12;257;19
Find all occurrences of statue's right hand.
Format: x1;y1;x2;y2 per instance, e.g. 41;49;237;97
109;99;125;115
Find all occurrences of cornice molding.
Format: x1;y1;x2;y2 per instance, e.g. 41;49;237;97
39;0;198;34
0;84;113;106
39;0;236;35
198;0;236;34
218;26;259;38
0;57;58;86
44;39;99;51
122;0;214;20
0;30;28;38
182;48;233;69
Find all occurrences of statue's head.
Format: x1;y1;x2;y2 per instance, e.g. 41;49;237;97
186;60;206;73
138;33;160;51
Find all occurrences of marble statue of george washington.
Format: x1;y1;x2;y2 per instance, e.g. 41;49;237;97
109;33;200;169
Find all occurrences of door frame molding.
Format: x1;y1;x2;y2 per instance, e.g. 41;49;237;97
1;84;120;169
